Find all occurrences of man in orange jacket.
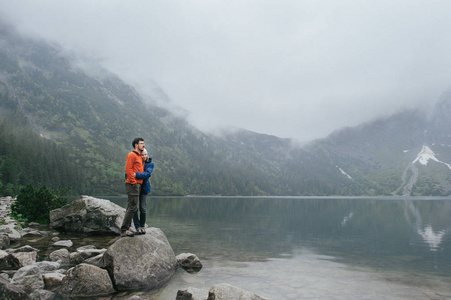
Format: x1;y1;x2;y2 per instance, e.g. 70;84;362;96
120;137;145;237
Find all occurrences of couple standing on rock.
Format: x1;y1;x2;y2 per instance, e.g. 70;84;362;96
121;137;155;237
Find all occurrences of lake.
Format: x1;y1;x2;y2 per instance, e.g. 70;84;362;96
100;196;451;299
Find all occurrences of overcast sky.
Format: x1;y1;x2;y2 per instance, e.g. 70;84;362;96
2;1;451;142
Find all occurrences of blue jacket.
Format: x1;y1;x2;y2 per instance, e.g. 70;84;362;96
135;160;154;194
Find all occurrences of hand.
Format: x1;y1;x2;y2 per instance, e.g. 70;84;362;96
133;172;136;177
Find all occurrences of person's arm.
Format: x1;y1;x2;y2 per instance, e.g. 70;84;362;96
125;153;137;184
135;161;154;179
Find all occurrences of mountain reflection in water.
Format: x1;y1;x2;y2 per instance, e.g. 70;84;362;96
102;196;451;299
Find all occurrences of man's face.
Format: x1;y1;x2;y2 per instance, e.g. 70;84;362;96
137;141;145;152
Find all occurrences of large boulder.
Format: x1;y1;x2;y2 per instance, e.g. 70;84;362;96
100;227;177;291
59;263;115;297
49;195;125;234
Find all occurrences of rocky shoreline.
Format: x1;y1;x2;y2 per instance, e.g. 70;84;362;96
0;196;268;300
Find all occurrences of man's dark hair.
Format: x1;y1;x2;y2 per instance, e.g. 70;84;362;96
132;137;144;148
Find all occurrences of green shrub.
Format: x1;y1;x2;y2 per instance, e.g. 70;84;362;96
11;184;71;224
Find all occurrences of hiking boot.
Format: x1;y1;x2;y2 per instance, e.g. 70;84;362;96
120;230;135;237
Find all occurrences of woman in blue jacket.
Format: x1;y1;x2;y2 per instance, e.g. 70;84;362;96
133;148;154;234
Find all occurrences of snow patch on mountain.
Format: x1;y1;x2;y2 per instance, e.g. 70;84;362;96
396;145;451;196
413;146;451;170
336;166;352;179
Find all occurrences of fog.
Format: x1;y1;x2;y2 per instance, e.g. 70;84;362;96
2;1;451;142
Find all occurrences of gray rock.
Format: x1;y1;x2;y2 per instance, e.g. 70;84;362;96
0;273;9;281
9;252;37;268
5;246;39;268
32;261;60;273
185;287;208;300
42;272;65;290
0;234;10;250
20;228;51;237
27;222;41;228
177;289;193;300
69;252;84;266
100;227;177;291
0;276;30;299
0;250;20;270
29;290;53;300
10;265;44;294
78;248;107;259
53;240;73;247
208;283;268;300
49;248;70;265
176;253;203;271
9;261;61;295
76;245;97;251
0;225;21;243
84;253;104;267
29;289;56;300
11;261;60;287
7;245;39;253
10;265;39;281
73;248;106;266
59;263;115;297
49;195;125;235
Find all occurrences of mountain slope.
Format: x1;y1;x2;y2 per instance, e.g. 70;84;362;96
306;97;451;196
1;21;450;196
0;22;300;196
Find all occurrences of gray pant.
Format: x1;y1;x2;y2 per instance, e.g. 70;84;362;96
133;193;148;229
121;183;141;232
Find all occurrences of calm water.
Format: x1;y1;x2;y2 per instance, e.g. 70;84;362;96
21;196;451;299
100;196;451;299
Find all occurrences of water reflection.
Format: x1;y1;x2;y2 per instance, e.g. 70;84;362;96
104;196;451;298
105;197;451;274
340;211;354;227
402;200;450;252
417;225;446;251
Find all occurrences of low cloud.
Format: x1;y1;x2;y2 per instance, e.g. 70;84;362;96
2;0;451;141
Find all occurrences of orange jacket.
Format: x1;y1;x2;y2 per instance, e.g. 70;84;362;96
125;151;144;185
